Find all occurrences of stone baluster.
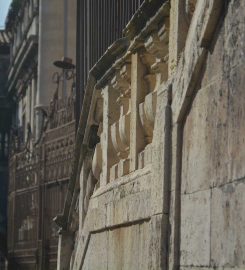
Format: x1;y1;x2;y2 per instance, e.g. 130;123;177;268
110;63;131;179
92;143;102;181
100;85;120;184
91;94;103;184
139;90;157;145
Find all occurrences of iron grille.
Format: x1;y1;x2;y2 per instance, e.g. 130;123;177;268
78;0;144;90
14;191;38;249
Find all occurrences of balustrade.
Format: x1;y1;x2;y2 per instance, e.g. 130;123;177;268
49;96;75;129
88;17;169;185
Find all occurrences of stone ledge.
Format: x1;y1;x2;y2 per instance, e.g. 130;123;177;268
92;164;151;198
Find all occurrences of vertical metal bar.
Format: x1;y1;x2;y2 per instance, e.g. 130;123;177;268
102;0;105;54
98;0;101;62
86;0;90;73
64;0;68;57
100;0;103;56
75;0;81;131
105;0;108;52
91;0;93;67
109;0;111;44
83;0;86;87
84;0;88;86
112;0;114;44
118;0;120;38
95;0;98;65
78;0;145;97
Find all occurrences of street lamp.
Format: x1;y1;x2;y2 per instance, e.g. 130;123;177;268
52;57;76;98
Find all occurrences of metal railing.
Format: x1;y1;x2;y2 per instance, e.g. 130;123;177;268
78;0;144;90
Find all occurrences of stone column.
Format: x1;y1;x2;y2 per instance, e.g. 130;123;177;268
168;121;183;270
79;162;86;233
101;85;119;185
130;53;146;172
57;231;73;270
31;76;36;139
168;0;189;76
27;83;31;125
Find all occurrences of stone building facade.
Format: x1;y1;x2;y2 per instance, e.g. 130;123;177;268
0;30;11;270
56;0;245;269
5;0;76;269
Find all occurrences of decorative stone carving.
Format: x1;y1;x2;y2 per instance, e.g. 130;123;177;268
144;25;169;82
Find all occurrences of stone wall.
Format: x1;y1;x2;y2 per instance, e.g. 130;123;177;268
58;0;245;269
178;0;245;268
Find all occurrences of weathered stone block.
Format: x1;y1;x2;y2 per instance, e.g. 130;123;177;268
227;66;245;183
148;214;163;270
211;181;245;268
180;189;211;266
138;221;151;270
108;225;139;270
181;73;240;192
82;231;108;270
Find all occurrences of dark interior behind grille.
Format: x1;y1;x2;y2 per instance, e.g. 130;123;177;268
76;0;144;126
